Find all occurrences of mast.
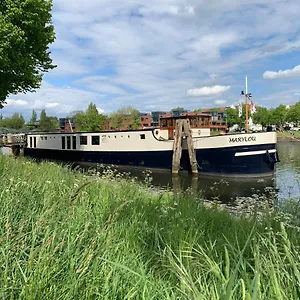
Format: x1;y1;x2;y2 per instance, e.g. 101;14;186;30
245;76;249;133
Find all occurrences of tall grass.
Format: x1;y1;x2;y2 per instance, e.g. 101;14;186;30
0;154;299;299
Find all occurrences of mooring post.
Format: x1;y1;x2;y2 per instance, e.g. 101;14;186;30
172;119;184;174
172;119;198;175
183;119;198;175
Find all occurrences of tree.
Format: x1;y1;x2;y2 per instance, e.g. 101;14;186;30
38;109;58;132
225;105;251;128
110;106;140;130
170;107;184;112
225;107;243;127
286;102;300;125
73;103;106;132
30;110;37;125
252;107;271;127
0;113;25;129
270;104;287;128
0;0;56;108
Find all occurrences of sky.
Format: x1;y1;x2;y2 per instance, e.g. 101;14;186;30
3;0;300;119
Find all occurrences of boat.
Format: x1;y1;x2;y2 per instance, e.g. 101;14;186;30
23;112;279;176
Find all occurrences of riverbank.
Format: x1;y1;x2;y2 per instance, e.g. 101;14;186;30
277;131;300;142
0;154;299;299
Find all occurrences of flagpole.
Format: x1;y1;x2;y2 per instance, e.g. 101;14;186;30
245;76;249;133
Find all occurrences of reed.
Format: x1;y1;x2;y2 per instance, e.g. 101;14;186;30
0;154;299;299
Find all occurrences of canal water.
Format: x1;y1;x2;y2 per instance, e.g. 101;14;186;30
115;142;300;202
0;147;8;155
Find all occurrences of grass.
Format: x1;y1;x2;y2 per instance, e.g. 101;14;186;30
0;154;300;299
277;131;300;138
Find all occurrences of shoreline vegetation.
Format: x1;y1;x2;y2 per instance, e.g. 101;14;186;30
277;131;300;142
0;155;300;299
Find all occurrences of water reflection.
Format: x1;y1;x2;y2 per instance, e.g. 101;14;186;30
276;142;300;201
113;142;300;202
115;166;276;202
0;147;9;155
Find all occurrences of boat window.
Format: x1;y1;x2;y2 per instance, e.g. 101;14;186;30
67;136;71;149
92;136;100;145
29;137;32;148
140;134;146;140
128;135;130;138
72;136;76;150
80;136;87;145
45;137;48;141
33;137;37;148
62;136;66;149
41;137;44;140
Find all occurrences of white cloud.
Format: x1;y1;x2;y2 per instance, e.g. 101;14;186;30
187;85;231;97
96;107;105;114
3;81;105;119
5;99;28;107
263;65;300;79
6;0;300;116
215;99;227;105
45;102;60;108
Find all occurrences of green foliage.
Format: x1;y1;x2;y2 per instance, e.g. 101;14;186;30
252;107;271;127
73;103;106;132
225;107;243;127
0;112;25;129
110;106;140;130
38;109;58;132
271;104;287;126
0;0;56;107
287;102;300;125
0;155;299;298
170;107;184;112
193;108;203;112
29;109;37;125
208;107;223;112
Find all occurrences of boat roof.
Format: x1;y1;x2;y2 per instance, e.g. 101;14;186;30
26;128;156;136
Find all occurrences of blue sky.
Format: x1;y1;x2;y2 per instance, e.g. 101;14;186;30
3;0;300;119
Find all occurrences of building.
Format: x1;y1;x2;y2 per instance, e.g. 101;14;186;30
140;113;152;128
151;111;167;127
59;118;76;133
59;107;228;133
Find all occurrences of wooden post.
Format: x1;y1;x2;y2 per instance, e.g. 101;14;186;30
8;147;13;156
172;175;182;195
172;119;198;175
172;120;183;174
183;120;198;175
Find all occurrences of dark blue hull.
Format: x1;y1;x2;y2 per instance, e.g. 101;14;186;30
24;143;278;176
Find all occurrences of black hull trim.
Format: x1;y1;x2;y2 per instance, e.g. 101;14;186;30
24;143;278;176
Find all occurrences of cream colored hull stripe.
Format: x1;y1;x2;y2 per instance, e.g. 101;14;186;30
235;149;277;157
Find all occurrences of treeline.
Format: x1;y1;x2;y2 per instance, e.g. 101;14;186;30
72;104;140;131
0;109;59;132
225;102;300;128
252;102;300;127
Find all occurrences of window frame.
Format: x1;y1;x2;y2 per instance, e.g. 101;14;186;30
79;136;88;145
91;135;100;145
